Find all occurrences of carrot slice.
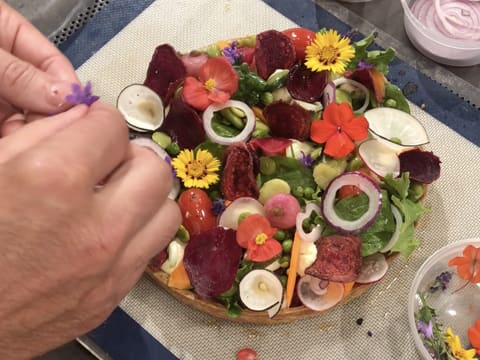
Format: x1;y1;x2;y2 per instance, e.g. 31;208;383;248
343;281;355;296
368;68;386;103
168;261;192;290
285;232;302;308
252;106;265;122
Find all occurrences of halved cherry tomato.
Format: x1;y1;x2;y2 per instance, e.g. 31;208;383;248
177;189;217;236
236;348;259;360
338;185;362;200
282;27;316;61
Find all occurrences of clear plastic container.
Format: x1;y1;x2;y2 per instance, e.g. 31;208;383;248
408;239;480;359
401;0;480;66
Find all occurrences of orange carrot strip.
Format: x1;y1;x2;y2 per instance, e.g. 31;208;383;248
368;68;386;103
168;261;192;290
285;232;302;308
252;106;265;122
343;282;355;296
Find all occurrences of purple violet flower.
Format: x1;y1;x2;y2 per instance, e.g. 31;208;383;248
429;271;452;293
222;41;241;65
417;320;433;339
357;60;375;70
300;151;313;167
65;81;100;106
164;156;176;178
211;199;226;216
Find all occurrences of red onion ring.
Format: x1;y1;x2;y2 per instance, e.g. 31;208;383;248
411;0;480;40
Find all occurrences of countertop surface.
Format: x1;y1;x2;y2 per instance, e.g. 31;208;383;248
5;0;476;359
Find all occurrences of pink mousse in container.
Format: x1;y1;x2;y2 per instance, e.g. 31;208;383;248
401;0;480;66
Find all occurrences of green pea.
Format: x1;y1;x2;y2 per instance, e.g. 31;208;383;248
279;255;290;268
279;275;288;287
347;156;364;171
303;187;314;200
273;230;286;241
166;142;180;156
282;239;293;253
293;186;304;198
261;91;274;105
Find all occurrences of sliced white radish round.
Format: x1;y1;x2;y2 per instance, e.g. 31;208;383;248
364;107;429;151
218;197;265;230
239;269;284;313
297;276;344;312
380;204;403;253
117;84;166;132
358;139;400;178
321;172;382;233
130;137;180;200
356;252;389;284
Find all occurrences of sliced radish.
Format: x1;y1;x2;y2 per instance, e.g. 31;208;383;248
322;81;336;107
297;240;318;277
380;205;403;253
117;84;166;132
321;172;382;233
296;276;344;312
130;137;180;200
218;197;265;230
239;269;284;315
364;107;429;151
358;139;400;178
356;253;389;284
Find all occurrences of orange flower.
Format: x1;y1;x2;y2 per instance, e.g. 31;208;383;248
236;214;282;263
182;56;238;111
468;320;480;355
448;245;480;283
310;102;369;158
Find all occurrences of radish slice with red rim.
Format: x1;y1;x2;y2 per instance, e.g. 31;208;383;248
355;253;389;284
358;139;400;178
239;269;284;314
380;205;403;253
218;197;265;230
321;172;382;233
363;107;429;151
117;84;166;132
130;137;180;200
202;100;255;145
297;276;344;312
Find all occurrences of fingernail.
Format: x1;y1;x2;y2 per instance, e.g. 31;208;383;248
49;81;76;109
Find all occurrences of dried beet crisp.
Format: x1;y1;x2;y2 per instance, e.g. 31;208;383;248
306;235;362;283
254;30;296;80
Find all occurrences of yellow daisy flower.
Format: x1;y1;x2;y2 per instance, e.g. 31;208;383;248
171;149;220;189
304;29;355;75
444;327;477;360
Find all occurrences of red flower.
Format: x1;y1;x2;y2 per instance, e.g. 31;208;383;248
182;56;238;111
448;245;480;283
310;102;368;158
236;214;282;263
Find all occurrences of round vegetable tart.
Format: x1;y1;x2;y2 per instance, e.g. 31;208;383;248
117;28;441;324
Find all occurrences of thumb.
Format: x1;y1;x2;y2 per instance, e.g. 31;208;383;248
0;48;76;114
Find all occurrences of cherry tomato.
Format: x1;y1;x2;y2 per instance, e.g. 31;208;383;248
177;189;217;236
282;27;316;61
236;348;259;360
338;185;362;200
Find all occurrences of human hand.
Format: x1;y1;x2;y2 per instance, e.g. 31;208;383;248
0;102;181;359
0;1;79;135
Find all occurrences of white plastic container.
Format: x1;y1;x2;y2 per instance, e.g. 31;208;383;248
408;239;480;359
401;0;480;66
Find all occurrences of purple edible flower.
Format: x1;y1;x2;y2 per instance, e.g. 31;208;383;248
429;271;452;293
357;60;375;70
65;81;100;106
222;41;241;65
164;156;176;178
300;151;313;167
211;199;226;216
417;320;433;339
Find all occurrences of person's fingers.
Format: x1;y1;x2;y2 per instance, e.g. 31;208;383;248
0;48;75;114
115;198;181;275
0;105;88;162
0;2;78;82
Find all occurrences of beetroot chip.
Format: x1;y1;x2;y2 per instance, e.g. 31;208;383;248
144;44;186;103
148;249;168;272
286;62;329;103
305;235;362;283
183;227;243;299
254;30;296;80
159;97;205;149
399;149;441;184
263;101;311;141
221;142;259;201
249;137;292;156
